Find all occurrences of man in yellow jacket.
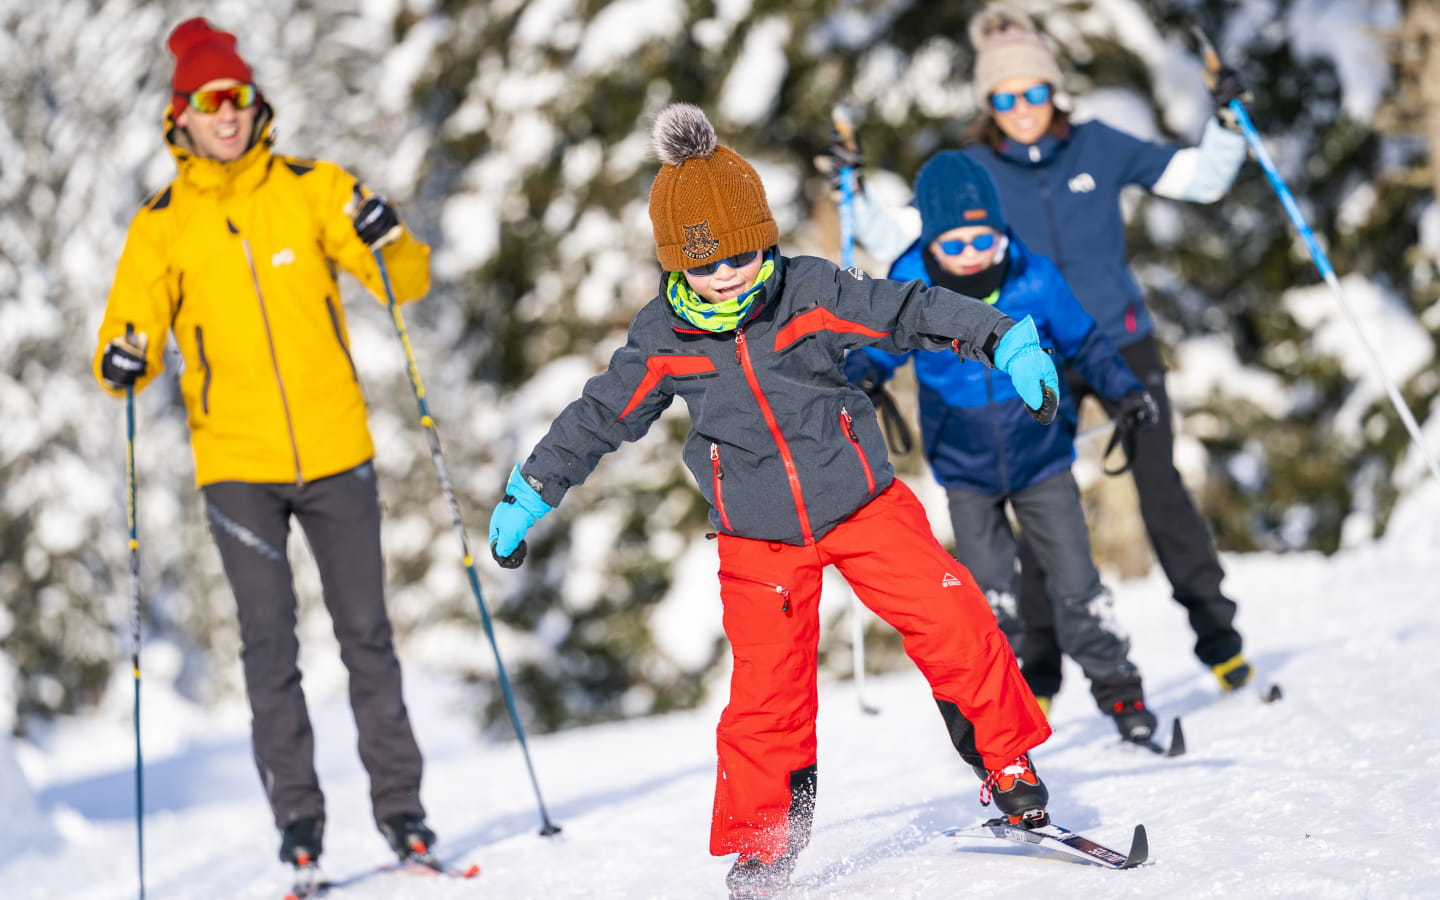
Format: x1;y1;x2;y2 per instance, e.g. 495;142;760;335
93;18;435;871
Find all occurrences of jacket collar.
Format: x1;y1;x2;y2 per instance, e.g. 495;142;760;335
992;122;1070;168
165;101;276;195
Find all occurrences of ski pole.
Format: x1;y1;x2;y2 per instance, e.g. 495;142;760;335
1226;101;1440;482
832;107;879;716
372;251;562;836
1189;27;1440;484
123;324;146;900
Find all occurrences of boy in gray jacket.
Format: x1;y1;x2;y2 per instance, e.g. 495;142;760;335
489;104;1060;899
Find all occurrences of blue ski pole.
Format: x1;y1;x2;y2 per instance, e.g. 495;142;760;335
1226;99;1440;483
123;324;146;900
372;250;561;836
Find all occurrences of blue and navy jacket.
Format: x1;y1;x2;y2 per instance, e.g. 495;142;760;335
963;121;1178;349
845;234;1142;496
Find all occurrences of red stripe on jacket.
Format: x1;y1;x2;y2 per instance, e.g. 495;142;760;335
618;355;717;419
772;308;888;353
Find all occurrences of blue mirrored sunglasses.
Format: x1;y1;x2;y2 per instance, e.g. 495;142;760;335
937;233;999;255
685;250;759;277
989;83;1052;113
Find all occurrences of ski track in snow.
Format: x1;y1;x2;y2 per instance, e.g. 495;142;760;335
8;486;1440;899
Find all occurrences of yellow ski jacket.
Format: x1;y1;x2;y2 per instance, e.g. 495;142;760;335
93;106;430;487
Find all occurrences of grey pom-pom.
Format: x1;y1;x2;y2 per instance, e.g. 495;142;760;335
968;3;1040;50
652;103;718;166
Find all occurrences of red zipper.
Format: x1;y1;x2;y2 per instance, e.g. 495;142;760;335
710;443;733;532
719;571;792;613
839;407;876;493
736;328;814;544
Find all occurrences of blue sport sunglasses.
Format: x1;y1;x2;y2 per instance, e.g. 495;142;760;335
685;250;759;277
936;233;999;255
989;83;1052;113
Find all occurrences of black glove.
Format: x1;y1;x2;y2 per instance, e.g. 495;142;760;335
813;128;865;193
101;333;148;389
1101;391;1157;476
1119;390;1159;431
1209;66;1251;131
352;193;401;249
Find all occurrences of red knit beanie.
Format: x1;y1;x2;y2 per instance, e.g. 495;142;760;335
168;18;253;109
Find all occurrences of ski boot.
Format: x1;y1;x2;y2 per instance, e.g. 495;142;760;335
1111;699;1158;744
726;849;797;900
379;812;439;864
278;815;324;867
1212;654;1253;692
975;754;1049;829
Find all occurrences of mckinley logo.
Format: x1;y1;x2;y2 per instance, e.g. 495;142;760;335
271;248;296;267
941;572;964;588
1068;172;1096;193
682;221;721;260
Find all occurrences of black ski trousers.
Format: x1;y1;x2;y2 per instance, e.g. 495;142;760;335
202;461;425;833
1017;335;1243;698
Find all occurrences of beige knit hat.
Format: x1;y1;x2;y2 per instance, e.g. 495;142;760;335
648;104;778;273
969;4;1063;100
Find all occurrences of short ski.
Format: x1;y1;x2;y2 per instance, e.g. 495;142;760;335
944;819;1148;869
282;852;480;899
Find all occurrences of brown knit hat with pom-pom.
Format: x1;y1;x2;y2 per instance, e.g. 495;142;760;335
648;104;778;272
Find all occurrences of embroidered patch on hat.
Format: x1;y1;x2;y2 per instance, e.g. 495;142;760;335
682;221;721;260
964;209;988;220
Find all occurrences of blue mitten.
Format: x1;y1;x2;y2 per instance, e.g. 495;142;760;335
992;316;1060;423
489;466;553;568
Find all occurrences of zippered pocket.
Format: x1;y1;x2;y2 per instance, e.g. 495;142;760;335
839;407;876;493
718;571;791;613
195;325;212;414
326;296;359;381
710;443;733;532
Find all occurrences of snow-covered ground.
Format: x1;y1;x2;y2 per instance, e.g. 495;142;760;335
7;479;1440;899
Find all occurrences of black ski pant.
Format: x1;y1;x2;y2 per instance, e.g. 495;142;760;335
948;470;1143;712
1017;335;1243;698
203;462;425;834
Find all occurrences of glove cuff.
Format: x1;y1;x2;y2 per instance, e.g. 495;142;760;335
991;316;1038;369
506;466;553;519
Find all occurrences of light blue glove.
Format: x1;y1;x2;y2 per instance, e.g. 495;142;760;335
489;465;553;568
992;315;1060;423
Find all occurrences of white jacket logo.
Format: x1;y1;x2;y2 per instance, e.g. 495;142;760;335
1068;173;1096;193
941;572;964;588
271;248;296;267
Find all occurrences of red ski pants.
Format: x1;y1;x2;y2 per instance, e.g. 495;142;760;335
710;479;1050;861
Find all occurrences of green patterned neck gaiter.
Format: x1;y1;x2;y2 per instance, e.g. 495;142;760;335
666;252;776;332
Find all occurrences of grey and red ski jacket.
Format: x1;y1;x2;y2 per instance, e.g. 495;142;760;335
520;253;1013;546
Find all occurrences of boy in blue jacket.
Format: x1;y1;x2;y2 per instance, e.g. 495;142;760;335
845;151;1161;742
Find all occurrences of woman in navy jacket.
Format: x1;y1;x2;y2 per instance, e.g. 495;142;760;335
839;3;1253;703
846;151;1162;739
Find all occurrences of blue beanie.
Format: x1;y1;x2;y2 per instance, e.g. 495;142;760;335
914;152;1007;247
